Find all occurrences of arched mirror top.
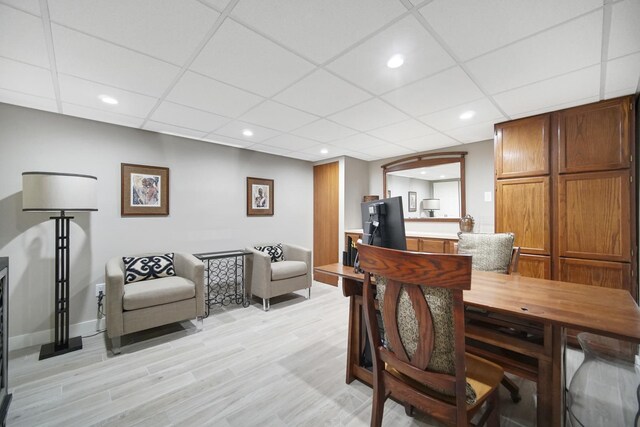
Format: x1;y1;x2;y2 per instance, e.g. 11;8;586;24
382;151;467;222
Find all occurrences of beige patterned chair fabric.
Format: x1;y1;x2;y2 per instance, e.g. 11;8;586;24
456;232;515;273
375;275;477;404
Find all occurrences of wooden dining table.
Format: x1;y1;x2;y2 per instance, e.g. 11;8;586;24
314;262;640;427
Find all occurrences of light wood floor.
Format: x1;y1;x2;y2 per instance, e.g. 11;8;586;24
8;282;546;427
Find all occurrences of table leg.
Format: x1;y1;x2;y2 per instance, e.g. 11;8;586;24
346;295;357;384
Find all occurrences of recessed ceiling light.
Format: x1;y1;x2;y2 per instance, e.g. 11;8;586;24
386;54;404;69
420;171;426;175
459;110;475;120
440;175;446;178
99;95;118;105
320;148;329;154
242;129;254;137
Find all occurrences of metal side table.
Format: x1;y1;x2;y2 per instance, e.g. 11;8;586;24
194;250;252;317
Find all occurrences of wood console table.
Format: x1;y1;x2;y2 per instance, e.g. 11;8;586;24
314;263;640;427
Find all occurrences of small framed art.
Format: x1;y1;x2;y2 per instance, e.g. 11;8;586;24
408;191;417;212
121;163;169;216
247;177;274;216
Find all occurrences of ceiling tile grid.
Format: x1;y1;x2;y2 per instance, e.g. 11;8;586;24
0;0;639;162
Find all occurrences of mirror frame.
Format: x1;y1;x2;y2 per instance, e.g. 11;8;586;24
382;151;467;222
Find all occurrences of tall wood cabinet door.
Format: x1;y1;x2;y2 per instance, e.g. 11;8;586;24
557;97;632;174
496;177;550;255
558;258;631;292
314;162;339;285
495;115;550;179
558;170;631;262
518;254;551;279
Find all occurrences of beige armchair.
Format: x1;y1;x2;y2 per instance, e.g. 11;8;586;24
105;252;205;354
245;243;312;311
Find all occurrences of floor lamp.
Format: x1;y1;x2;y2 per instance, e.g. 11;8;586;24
22;172;98;360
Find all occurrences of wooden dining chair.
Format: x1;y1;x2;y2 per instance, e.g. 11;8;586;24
358;243;503;427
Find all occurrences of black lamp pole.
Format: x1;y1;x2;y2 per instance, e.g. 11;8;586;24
39;211;82;360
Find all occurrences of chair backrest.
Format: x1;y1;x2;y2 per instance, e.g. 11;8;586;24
455;232;517;274
357;243;473;424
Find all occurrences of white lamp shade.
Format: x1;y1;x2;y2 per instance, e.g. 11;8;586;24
422;198;440;210
22;172;98;211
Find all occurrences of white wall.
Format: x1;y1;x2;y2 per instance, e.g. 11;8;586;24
0;103;313;347
368;139;495;234
344;156;370;229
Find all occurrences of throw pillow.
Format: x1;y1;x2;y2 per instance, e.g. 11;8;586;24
254;244;285;263
123;253;176;284
457;232;515;274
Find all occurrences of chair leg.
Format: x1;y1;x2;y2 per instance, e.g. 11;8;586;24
370;384;385;427
196;315;204;332
307;287;311;299
501;375;521;403
262;298;270;311
403;403;414;417
487;390;501;427
111;336;121;355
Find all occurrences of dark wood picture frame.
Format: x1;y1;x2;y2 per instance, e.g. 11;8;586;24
247;177;274;216
408;191;417;212
121;163;169;216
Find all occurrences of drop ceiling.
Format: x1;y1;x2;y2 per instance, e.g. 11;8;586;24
1;0;639;162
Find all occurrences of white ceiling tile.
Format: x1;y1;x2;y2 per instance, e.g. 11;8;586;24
366;119;437;143
143;121;208;139
214;120;281;142
62;103;145;128
58;74;157;117
191;19;315;97
199;0;229;11
328;98;408;131
444;120;496;144
0;0;41;15
230;0;406;63
396;133;459;152
49;0;219;65
383;67;484;116
605;53;640;95
509;96;600;119
167;71;264;118
493;65;600;117
419;98;505;131
240;100;318;132
330;134;387;151
203;133;255;148
604;88;637;100
297;144;357;159
261;134;319;151
0;88;57;112
326;16;455;94
151;101;230;133
466;11;602;94
421;0;602;61
0;5;49;67
274;69;371;116
352;144;414;159
291;119;358;142
608;0;640;59
0;57;54;98
249;144;292;156
53;25;180;98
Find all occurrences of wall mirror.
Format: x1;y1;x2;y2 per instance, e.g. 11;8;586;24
382;152;466;222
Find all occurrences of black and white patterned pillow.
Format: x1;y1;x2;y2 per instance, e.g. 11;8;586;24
123;253;176;284
254;244;285;263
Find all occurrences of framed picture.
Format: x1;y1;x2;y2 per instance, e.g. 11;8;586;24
247;177;274;216
408;191;417;212
121;163;169;216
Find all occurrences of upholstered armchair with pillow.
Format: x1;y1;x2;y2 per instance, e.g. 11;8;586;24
245;243;312;311
106;252;205;354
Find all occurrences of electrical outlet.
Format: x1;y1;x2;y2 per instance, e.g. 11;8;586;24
484;191;492;202
95;282;105;297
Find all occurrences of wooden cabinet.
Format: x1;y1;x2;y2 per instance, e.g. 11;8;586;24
495;176;550;255
558;98;632;173
495;115;550;178
518;254;551;279
420;238;447;253
344;233;456;255
495;95;637;299
557;170;631;262
406;237;420;251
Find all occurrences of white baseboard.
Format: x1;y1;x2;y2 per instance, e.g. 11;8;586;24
9;319;102;352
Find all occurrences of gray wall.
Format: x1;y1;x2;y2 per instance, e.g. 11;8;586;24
368;139;495;233
344;156;370;230
0;103;313;344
